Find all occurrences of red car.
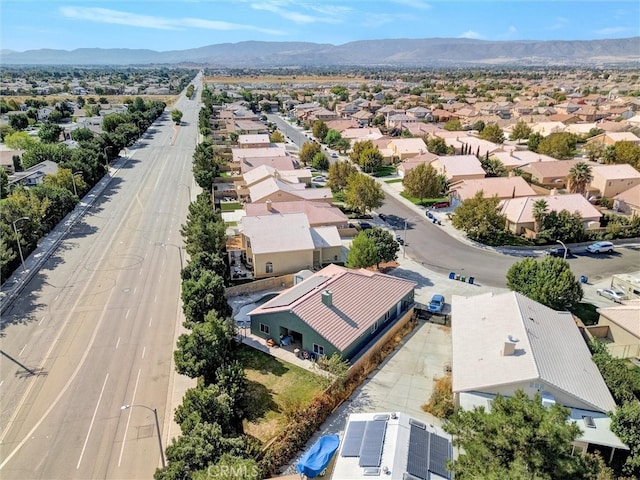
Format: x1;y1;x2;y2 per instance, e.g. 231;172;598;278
431;201;450;209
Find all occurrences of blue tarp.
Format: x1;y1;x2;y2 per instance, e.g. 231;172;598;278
296;434;340;478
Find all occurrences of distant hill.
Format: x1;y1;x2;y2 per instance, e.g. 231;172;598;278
2;37;639;67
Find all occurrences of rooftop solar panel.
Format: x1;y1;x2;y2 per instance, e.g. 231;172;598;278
341;421;367;457
428;432;452;479
266;275;328;307
359;420;387;467
407;424;430;480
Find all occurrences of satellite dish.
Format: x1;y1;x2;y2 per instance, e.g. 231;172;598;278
508;335;520;343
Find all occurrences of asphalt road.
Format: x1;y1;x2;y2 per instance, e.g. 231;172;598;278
0;76;201;479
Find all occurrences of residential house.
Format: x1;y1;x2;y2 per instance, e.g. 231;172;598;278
244;200;349;229
492;149;559;171
242;165;311;188
587;302;640;359
387;138;429;161
0;147;19;175
331;412;453;480
406;106;433;120
232;146;288;165
613;184;640;216
452;291;627;460
530;121;567;137
396;152;439;178
589;164;640;199
520;159;583;187
387;113;418;130
234;119;269;134
500;194;602;236
247;176;332;204
248;263;416;360
238;134;271;149
240;213;343;279
341;127;384;142
8;160;58;188
239;156;297;175
587;132;640;147
449;176;536;205
431;155;486;184
611;273;640;301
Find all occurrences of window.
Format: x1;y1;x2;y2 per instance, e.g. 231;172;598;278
265;262;273;274
371;321;378;333
313;344;324;356
383;311;390;322
260;323;270;334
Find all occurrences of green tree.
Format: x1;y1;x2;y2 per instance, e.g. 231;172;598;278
480;156;507;177
181;251;228;284
181;193;226;257
478;123;504;144
471;120;486;132
299;141;321;166
334;137;351;154
510;120;533;142
174;311;235;382
8;113;29;131
582;141;605;162
312;120;328;142
364;228;400;268
101;113;127;133
538;210;586;244
567;161;593;195
192;141;219;191
537;132;578;160
402;163;447;201
175;380;236;436
590;339;640;405
327;160;357;192
532;199;548;233
359;147;383;173
192;454;258;480
21;143;72;169
349;140;374;164
4;131;39;152
344;172;385;216
269;131;284;143
443;119;463;131
0;125;14;142
451;191;506;245
311;152;329;172
171;109;184;125
38;122;63;144
527;132;544;152
613;141;640;169
610;402;640;476
445;390;604;480
181;271;230;325
506;256;583;309
346;231;378;268
324;129;342;147
0;169;8;200
426;136;452;155
70;127;95;142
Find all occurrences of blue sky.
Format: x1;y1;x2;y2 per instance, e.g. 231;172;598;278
2;0;639;52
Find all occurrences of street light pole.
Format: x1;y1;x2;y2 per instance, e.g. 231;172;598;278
120;404;165;468
403;219;408;259
71;171;83;197
556;239;568;260
179;183;192;202
12;216;29;272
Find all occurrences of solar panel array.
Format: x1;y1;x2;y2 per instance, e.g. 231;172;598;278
407;424;452;480
359;420;387;467
341;421;367;457
266;275;328;307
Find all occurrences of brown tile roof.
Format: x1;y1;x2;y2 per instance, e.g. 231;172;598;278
250;264;415;351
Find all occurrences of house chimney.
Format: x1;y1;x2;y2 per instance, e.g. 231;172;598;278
321;290;333;307
502;337;517;356
266;199;273;211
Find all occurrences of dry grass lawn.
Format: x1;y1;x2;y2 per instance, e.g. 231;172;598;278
238;344;324;444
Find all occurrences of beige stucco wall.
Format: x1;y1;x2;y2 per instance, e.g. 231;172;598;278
591;172;640;198
597;315;640;359
252;249;314;278
319;245;344;264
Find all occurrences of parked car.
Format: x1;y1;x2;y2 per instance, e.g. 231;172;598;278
545;247;572;257
586;241;614;254
359;222;372;230
331;153;338;158
379;213;387;221
430;201;450;209
395;234;404;245
312;176;327;183
428;294;446;314
597;289;627;303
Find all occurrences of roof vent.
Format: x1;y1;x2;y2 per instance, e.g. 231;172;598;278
502;337;517;356
583;415;596;429
321;290;333;307
541;392;556;408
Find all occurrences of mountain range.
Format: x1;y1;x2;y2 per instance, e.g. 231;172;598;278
2;37;639;67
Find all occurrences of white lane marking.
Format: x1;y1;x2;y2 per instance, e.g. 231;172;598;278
18;345;27;357
148;317;153;327
0;381;4;387
115;337;120;350
76;373;109;470
39;316;46;326
134;287;137;295
141;347;145;359
118;368;142;467
139;269;142;276
55;295;59;301
154;295;157;303
126;309;130;319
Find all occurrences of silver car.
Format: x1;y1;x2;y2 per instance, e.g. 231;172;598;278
596;289;627;303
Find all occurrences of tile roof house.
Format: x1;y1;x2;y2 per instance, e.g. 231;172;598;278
449;176;536;204
613;184;640;216
589;164;640;199
587;132;640;146
492;149;559;170
341;127;384;142
244;200;349;228
396;152;439;178
332;411;453;480
452;291;627;457
238;156;297;175
247;176;332;204
240;213;343;279
248;263;416;359
520;159;583;187
387;138;429;161
431;155;486;183
237;134;271;149
232;146;288;164
500;194;602;236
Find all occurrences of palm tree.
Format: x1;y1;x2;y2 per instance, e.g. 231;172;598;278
532;199;548;233
567;162;593;196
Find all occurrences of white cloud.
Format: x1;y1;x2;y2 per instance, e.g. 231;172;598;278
459;30;483;39
59;6;282;34
250;1;342;24
548;17;568;31
595;26;630;35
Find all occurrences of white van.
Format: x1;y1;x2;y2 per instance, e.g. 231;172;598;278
586;241;614;254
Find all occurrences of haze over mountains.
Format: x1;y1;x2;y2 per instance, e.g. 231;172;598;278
2;37;639;67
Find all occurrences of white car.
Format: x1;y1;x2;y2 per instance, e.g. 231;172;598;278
586;241;614;253
596;289;627;303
